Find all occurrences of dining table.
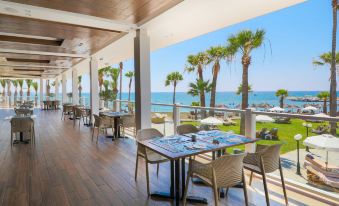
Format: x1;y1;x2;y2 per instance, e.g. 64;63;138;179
138;130;259;206
99;111;132;140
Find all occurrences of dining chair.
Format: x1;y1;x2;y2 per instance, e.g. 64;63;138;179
10;117;35;147
14;108;33;116
135;128;169;195
73;107;84;127
120;115;136;138
92;114;113;143
243;144;287;206
176;124;199;135
183;153;248;206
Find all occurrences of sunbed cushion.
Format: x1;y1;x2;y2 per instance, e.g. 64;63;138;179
305;154;339;175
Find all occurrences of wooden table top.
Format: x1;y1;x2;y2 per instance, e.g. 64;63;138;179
139;130;259;160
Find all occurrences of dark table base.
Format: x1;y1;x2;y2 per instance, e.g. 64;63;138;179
13;139;30;144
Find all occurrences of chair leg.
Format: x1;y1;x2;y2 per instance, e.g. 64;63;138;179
225;187;229;197
183;173;191;206
135;155;139;181
156;163;159;177
92;127;94;141
212;179;219;206
10;132;13;147
242;170;249;206
96;128;99;143
260;159;270;206
145;160;150;195
279;159;288;205
249;171;253;186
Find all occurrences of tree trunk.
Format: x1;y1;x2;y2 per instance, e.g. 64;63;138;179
280;96;284;108
173;82;176;105
128;79;132;102
119;62;123;102
324;98;328;114
197;65;206;118
240;55;251;135
330;0;337;135
209;62;219;116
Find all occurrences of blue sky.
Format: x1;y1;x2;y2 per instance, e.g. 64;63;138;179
79;0;334;93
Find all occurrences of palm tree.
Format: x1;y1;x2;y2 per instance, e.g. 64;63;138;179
313;51;339;134
125;71;134;102
236;84;253;95
32;81;38;106
227;29;265;133
78;75;82;98
32;81;38;97
119;62;123;101
0;79;6;97
46;80;50;97
165;71;183;104
330;0;338;134
317;91;330;114
98;66;111;93
207;46;233;116
12;80;18;102
186;52;209;117
191;101;200;120
187;79;212;111
275;89;288;108
26;79;33;100
17;79;24;100
6;79;11;97
99;80;113;108
108;67;120;100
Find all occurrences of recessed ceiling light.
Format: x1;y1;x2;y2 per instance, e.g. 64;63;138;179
99;57;104;61
78;43;83;46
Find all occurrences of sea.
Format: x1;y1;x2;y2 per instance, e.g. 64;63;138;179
67;91;335;112
8;91;336;112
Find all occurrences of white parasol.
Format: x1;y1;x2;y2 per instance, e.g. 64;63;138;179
268;106;285;113
302;106;318;113
256;115;274;123
200;117;223;126
303;134;339;169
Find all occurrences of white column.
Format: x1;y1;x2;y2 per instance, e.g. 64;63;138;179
134;29;151;130
72;68;79;105
39;78;43;107
55;77;59;101
62;73;67;103
90;57;99;120
245;108;256;152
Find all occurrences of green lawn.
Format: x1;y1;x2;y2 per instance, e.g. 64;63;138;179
182;119;337;154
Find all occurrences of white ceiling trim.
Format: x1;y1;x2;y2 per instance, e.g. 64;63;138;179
0;48;89;58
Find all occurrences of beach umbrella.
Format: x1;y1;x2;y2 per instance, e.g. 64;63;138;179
256;115;274;123
302;106;318;113
200;117;223;126
303;134;339;169
313;113;330;118
268;106;285;113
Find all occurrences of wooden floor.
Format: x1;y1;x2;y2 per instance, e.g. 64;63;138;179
0;109;336;206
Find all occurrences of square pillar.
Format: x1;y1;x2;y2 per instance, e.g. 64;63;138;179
245;108;256;152
62;73;67;103
72;68;79;105
39;78;43;107
90;57;99;120
55;77;59;101
134;29;151;130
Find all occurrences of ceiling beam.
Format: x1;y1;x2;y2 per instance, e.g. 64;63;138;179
0;64;70;69
0;1;137;33
0;48;88;58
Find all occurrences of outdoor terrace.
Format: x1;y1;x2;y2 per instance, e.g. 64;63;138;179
0;108;337;206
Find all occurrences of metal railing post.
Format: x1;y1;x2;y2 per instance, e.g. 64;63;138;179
173;104;180;135
245;108;256;152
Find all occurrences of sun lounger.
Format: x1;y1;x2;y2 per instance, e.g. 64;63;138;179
304;154;339;189
311;126;329;135
304;155;339;178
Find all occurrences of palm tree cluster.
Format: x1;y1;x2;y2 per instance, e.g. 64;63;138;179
98;66;120;104
162;29;265;133
0;79;39;102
